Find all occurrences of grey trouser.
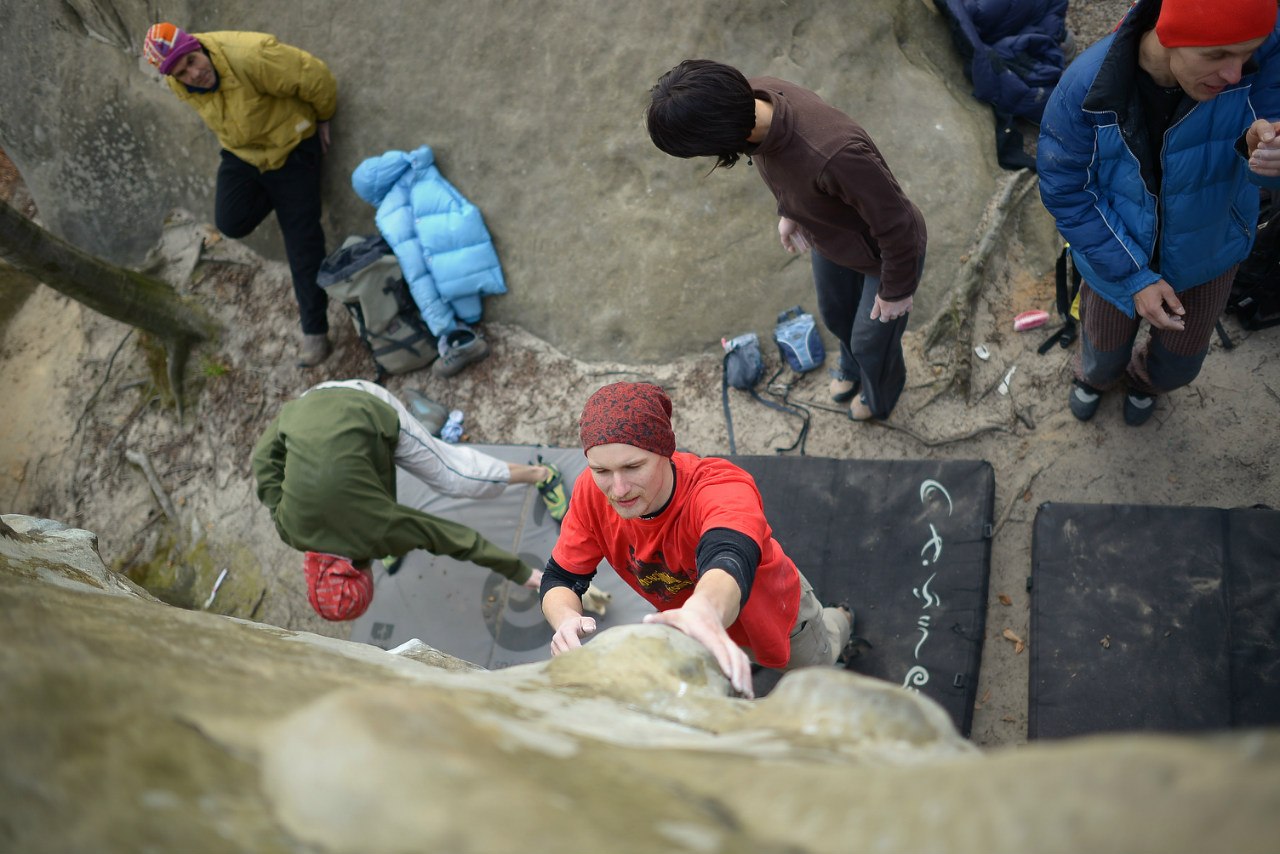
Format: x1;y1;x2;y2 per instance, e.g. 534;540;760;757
774;571;853;670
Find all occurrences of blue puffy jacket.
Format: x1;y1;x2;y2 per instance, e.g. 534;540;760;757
1037;0;1280;316
351;146;506;336
939;0;1068;121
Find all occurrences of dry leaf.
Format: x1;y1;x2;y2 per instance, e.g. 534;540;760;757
1002;628;1026;654
981;689;992;704
1100;634;1111;649
998;594;1012;606
1002;715;1016;723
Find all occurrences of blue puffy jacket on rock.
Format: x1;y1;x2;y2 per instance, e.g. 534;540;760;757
938;0;1068;122
352;146;506;336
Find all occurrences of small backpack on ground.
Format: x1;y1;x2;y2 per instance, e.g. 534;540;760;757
773;305;825;373
318;235;437;380
1227;189;1280;332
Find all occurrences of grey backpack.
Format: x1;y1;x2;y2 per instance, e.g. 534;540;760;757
318;235;437;379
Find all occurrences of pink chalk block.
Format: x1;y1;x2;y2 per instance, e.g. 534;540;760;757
1014;310;1050;332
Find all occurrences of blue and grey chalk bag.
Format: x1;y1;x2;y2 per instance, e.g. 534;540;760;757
773;306;824;373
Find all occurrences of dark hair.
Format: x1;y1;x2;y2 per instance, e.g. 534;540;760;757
646;59;756;169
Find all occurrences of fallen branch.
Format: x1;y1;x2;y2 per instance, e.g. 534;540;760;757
125;449;180;527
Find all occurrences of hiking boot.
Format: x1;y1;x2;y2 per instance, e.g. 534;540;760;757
297;333;331;368
1124;392;1156;426
1068;379;1102;421
534;456;569;522
849;395;874;421
829;370;859;403
432;329;490;378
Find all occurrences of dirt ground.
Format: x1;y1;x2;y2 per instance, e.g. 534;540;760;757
2;0;1276;747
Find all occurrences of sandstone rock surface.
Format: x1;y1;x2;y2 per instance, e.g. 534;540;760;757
3;514;1278;853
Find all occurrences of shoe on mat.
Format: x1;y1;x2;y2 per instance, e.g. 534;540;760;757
534;455;569;522
432;328;490;378
849;395;874;421
1068;379;1102;421
829;371;859;403
1123;392;1156;426
297;333;332;368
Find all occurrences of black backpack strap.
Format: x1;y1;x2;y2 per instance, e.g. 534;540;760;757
722;351;739;455
1039;243;1081;354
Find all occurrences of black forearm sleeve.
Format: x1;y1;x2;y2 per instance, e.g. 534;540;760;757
695;527;759;608
539;556;596;600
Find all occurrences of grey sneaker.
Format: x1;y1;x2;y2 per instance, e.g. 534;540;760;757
1068;380;1101;421
432;329;490;378
297;333;331;368
1123;392;1156;426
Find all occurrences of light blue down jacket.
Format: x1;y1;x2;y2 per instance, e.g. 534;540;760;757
351;146;506;335
1037;0;1280;316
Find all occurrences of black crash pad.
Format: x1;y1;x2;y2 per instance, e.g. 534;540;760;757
1029;502;1280;739
350;449;996;736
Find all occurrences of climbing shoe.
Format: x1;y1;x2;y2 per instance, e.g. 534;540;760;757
1068;379;1102;421
535;456;569;522
1123;392;1156;427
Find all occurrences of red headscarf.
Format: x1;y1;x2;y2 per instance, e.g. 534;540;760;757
579;382;676;457
303;552;373;621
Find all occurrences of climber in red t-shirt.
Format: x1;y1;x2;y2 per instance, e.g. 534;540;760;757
540;381;852;698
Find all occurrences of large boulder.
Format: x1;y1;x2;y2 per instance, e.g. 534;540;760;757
2;513;1278;853
0;0;1042;362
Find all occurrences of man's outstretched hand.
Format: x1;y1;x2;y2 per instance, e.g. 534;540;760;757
644;597;754;699
550;614;597;655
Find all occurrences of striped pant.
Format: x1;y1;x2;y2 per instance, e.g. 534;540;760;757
1075;267;1237;396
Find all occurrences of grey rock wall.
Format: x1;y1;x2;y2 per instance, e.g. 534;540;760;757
0;0;1039;361
3;514;1279;853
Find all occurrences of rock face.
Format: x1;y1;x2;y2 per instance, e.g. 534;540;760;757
0;0;1047;362
3;514;1279;853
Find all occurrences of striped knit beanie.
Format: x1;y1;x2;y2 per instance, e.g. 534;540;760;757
143;23;202;75
579;382;676;457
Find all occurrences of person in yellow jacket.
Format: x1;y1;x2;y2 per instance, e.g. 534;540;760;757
144;23;338;367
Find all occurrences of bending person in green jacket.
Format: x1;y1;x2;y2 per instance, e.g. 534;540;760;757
252;380;569;621
144;23;337;368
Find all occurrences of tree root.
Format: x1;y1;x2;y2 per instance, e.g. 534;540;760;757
920;170;1040;398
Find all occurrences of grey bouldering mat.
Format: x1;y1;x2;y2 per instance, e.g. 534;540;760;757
349;445;654;669
1028;502;1280;739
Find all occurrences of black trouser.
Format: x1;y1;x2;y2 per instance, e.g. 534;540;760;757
215;134;328;334
811;250;914;418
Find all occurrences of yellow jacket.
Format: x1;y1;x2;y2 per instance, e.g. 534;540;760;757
167;31;337;172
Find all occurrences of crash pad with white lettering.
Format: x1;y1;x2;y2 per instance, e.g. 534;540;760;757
734;457;995;737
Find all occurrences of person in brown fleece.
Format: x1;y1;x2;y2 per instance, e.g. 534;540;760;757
647;60;927;421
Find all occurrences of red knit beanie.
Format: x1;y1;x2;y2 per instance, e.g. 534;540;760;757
1156;0;1277;48
579;382;676;457
303;552;373;621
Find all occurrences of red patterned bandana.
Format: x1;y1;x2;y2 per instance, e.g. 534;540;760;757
579;382;676;457
303;552;373;621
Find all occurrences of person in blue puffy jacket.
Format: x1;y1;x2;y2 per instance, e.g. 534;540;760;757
352;146;507;377
1037;0;1280;426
